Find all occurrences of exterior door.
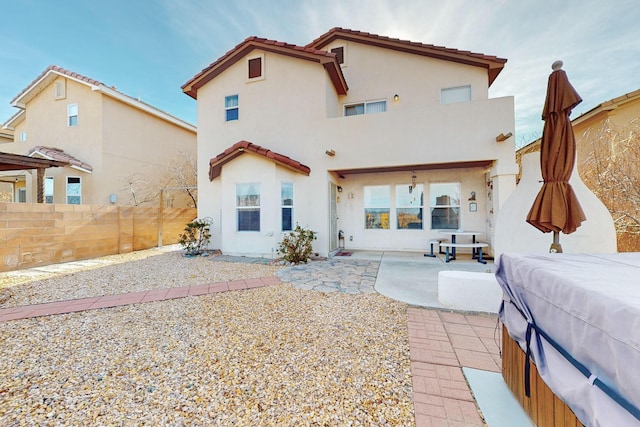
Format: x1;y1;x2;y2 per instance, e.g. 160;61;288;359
329;183;339;252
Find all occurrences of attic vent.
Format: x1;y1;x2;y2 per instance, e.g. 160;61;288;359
54;80;66;100
248;57;262;79
331;46;344;65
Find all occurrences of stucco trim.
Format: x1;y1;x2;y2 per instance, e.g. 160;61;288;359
209;140;311;181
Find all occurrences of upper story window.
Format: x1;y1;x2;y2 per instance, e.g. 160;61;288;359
66;176;82;204
20;132;27;142
247;55;264;80
344;100;387;116
225;95;239;121
54;80;66;99
331;46;345;65
441;85;471;105
430;182;460;230
67;103;78;127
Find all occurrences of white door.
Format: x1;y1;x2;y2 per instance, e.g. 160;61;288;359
329;183;338;252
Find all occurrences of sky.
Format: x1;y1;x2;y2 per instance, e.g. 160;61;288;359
1;0;639;148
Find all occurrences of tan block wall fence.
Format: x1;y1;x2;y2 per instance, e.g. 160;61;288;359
0;203;197;272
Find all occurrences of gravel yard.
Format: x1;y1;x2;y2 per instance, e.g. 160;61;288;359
0;249;414;426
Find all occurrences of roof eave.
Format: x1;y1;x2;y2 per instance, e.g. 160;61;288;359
309;28;506;87
209;140;311;181
183;39;348;99
2;110;26;130
11;69;100;108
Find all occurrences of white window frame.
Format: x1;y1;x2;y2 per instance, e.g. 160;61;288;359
225;95;239;121
45;176;54;204
66;176;82;204
17;188;27;203
247;53;265;81
236;183;260;231
430;182;461;230
281;182;294;232
441;85;471;105
396;184;424;230
364;185;390;229
344;99;387;116
67;103;78;127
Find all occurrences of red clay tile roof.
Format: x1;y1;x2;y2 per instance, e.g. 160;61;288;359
209;140;310;181
27;146;93;173
307;27;507;86
11;65;103;105
182;36;348;99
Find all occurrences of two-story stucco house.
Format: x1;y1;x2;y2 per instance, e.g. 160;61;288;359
0;65;196;207
182;28;517;257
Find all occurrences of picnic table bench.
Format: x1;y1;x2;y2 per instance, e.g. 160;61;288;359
424;238;448;257
440;242;488;264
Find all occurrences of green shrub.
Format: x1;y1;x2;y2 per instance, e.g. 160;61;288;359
179;217;212;256
277;224;317;264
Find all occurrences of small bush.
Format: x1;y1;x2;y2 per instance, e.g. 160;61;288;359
179;217;212;256
277;224;317;264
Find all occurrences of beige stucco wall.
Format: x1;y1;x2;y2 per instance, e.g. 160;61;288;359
195;41;516;257
494;151;616;256
100;95;196;206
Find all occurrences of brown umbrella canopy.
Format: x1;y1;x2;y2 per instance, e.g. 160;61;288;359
527;62;586;245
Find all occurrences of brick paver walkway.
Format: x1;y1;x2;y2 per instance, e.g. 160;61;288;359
408;307;502;426
1;277;502;426
0;276;280;322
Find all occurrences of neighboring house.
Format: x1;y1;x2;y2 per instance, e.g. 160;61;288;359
517;88;640;178
0;65;196;206
182;27;517;257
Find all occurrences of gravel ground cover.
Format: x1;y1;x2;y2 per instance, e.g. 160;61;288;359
0;249;281;307
0;250;414;426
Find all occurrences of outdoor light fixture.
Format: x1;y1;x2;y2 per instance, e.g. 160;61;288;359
393;94;399;102
409;172;417;194
337;186;343;192
325;149;335;156
496;132;513;142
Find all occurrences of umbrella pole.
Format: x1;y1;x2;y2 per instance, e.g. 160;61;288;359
550;231;563;253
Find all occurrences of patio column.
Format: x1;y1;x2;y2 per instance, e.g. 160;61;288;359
36;167;45;203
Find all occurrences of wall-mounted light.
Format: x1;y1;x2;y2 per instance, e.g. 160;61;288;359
496;132;513;142
409;171;417;193
337;186;343;192
393;94;399;102
325;149;335;156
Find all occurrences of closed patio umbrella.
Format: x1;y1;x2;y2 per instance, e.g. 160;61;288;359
526;61;586;252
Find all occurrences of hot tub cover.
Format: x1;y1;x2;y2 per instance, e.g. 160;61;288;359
496;253;640;427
